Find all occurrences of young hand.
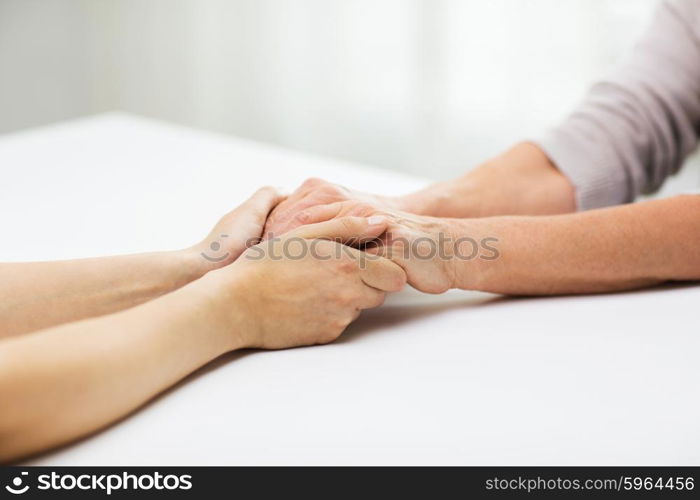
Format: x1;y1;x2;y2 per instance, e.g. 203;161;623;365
189;187;285;270
209;215;407;350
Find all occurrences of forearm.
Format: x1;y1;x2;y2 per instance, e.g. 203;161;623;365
0;249;208;339
453;195;700;295
397;142;575;218
0;270;243;462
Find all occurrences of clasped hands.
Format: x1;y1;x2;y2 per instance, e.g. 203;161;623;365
188;178;475;351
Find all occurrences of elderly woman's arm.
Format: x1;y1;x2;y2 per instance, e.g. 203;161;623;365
358;194;700;295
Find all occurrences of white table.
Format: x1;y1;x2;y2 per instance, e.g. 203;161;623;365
2;114;698;465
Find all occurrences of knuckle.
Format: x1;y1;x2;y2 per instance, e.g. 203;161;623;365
316;334;334;345
340;217;358;232
394;274;407;290
336;290;357;305
315;239;334;254
337;258;357;273
302;177;324;187
352;202;374;215
318;322;345;344
319;185;341;198
333;317;350;332
294;210;311;223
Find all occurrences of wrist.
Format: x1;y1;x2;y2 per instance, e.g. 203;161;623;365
182;267;254;353
177;247;211;278
444;218;468;289
395;178;482;218
180;236;240;279
447;218;500;291
202;265;264;351
143;249;211;297
391;187;442;216
391;191;430;215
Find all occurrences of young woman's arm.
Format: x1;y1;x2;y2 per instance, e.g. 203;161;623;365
0;188;281;339
0;216;405;462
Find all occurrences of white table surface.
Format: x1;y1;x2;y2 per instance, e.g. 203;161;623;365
2;113;698;466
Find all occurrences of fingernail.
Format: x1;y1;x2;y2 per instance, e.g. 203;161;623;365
367;215;386;226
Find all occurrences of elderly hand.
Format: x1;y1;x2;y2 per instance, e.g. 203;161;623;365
365;210;461;294
280;200;499;294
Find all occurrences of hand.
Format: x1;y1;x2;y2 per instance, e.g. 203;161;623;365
277;197;463;293
263;177;403;237
189;187;285;270
367;210;461;294
216;216;406;349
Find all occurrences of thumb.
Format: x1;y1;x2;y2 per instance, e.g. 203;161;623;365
288;215;388;245
237;186;286;216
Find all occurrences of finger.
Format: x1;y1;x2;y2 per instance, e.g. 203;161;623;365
290;201;347;227
363;241;391;258
289;216;388;245
357;254;406;292
364;235;408;259
237;186;286;217
355;287;386;309
266;179;343;235
337;245;406;292
264;198;312;238
267;197;337;236
297;177;328;194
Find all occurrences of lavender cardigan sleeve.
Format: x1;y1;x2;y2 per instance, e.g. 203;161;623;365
533;0;700;210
